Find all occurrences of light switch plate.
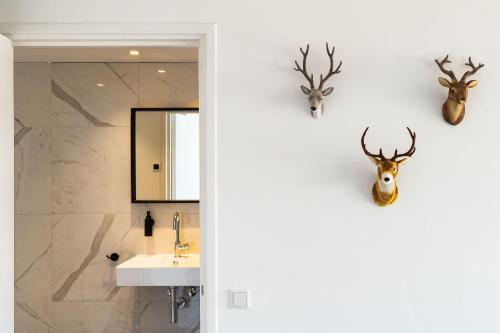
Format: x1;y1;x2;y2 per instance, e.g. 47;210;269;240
229;290;250;309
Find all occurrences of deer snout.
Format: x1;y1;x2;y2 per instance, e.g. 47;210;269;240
380;172;394;184
309;99;322;111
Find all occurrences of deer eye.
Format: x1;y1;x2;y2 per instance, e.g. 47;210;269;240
392;167;397;172
451;89;456;94
308;96;312;101
320;97;323;100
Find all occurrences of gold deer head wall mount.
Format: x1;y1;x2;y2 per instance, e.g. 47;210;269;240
294;43;342;119
361;127;416;206
435;55;484;125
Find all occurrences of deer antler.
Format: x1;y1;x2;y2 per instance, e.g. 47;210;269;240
460;57;484;82
390;127;416;162
361;127;387;161
434;55;457;82
294;44;315;89
319;43;342;90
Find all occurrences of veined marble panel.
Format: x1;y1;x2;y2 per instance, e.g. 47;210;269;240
132;202;199;215
15;215;52;302
15;301;52;333
138;63;199;108
15;127;51;214
53;301;139;333
51;63;138;127
52;214;141;302
132;204;200;254
14;63;51;127
52;127;130;214
140;286;200;333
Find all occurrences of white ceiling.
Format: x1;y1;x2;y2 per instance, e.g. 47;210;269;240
14;46;198;63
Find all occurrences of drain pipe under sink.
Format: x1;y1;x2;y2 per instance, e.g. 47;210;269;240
168;286;186;323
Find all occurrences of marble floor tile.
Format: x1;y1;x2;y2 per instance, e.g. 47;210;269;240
15;215;52;302
53;301;139;333
51;63;138;127
138;63;198;108
14;63;51;127
52;214;140;302
15;301;52;333
15;127;51;214
52;127;130;214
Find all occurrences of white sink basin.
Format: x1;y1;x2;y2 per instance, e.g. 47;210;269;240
116;254;200;287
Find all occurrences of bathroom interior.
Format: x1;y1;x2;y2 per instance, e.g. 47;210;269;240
14;46;201;333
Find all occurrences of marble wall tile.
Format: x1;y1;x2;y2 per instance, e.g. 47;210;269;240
51;63;138;127
52;127;130;214
140;286;200;333
15;215;52;302
15;127;51;214
52;214;141;302
14;63;51;127
133;202;200;215
138;63;198;108
53;301;139;333
132;204;200;254
15;301;52;333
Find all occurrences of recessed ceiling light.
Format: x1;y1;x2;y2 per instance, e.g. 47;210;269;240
157;69;166;74
129;50;140;56
97;83;104;87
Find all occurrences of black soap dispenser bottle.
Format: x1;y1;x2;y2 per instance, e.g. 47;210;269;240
145;211;155;237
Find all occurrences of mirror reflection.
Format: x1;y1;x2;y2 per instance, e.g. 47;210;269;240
132;108;199;202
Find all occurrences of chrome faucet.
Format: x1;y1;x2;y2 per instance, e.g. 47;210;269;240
173;212;189;257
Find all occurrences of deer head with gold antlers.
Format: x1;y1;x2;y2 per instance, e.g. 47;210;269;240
361;127;416;206
435;55;484;125
294;43;342;118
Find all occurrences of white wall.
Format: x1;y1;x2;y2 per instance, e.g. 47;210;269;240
0;34;14;333
2;0;500;332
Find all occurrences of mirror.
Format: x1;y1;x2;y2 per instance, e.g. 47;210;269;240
132;108;199;202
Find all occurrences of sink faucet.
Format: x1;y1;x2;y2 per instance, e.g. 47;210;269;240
173;212;189;257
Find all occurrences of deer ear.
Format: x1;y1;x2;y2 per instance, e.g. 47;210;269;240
300;85;311;95
322;87;334;96
397;158;409;166
438;77;451;87
466;80;478;88
368;156;379;166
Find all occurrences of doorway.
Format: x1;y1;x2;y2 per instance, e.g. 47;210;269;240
0;23;217;333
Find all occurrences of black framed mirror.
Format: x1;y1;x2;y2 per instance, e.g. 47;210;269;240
131;108;199;203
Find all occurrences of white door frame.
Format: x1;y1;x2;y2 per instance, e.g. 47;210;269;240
0;23;218;333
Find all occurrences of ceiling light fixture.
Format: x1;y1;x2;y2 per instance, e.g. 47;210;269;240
157;69;166;74
97;83;104;87
129;50;140;56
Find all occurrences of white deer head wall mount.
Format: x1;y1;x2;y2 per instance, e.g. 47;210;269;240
294;43;342;119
